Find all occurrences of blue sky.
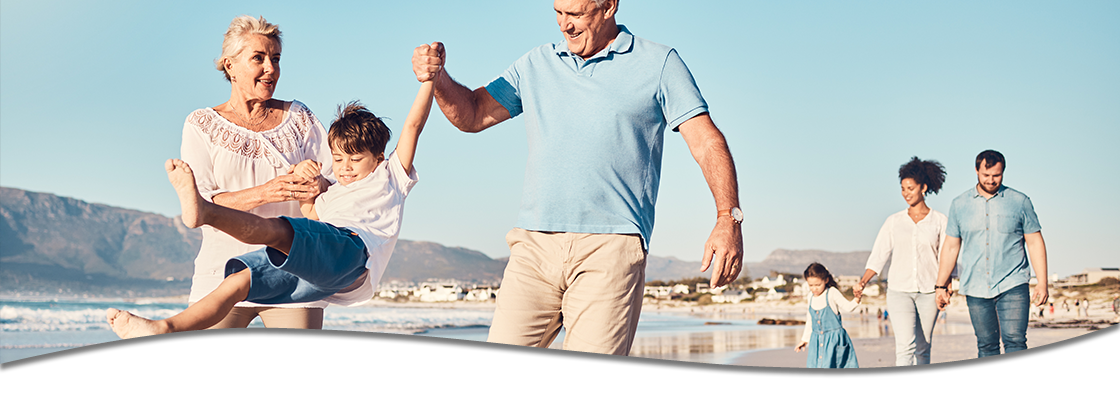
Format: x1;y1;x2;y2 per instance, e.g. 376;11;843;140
2;0;1117;278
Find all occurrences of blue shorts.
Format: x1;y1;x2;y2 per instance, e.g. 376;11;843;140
224;216;369;304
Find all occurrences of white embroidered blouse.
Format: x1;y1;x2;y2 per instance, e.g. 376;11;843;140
180;100;333;307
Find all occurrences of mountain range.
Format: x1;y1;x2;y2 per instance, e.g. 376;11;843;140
0;187;874;297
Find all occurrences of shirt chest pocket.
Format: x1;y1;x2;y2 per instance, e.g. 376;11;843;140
997;213;1023;234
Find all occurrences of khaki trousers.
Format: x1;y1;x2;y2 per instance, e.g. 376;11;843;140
487;228;646;355
181;304;324;367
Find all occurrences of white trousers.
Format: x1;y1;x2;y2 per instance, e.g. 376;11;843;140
887;289;940;366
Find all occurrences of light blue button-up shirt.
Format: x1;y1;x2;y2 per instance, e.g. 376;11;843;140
945;185;1042;298
484;25;709;250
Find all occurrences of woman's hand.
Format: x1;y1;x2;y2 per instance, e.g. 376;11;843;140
259;172;320;204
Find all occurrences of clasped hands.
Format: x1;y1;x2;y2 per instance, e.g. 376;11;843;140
273;160;324;202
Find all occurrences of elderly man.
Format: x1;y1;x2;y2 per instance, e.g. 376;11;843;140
935;150;1049;357
411;0;742;355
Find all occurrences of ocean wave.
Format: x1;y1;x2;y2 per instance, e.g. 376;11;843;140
0;303;184;332
0;302;494;333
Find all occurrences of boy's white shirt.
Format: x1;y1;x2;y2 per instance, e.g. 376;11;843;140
800;286;861;343
314;150;418;306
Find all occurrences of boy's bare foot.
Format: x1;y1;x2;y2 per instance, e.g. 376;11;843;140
165;159;207;228
106;308;171;339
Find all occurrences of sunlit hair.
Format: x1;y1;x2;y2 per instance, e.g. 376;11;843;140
214;15;282;82
898;156;946;195
804;263;839;290
975;149;1005;171
328;101;391;158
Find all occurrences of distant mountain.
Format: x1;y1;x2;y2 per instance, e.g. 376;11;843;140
645;256;706;281
1;187;202;281
0;187;876;297
383;240;505;284
746;248;877;278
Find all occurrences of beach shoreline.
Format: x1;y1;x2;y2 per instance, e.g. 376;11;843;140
4;293;1115;367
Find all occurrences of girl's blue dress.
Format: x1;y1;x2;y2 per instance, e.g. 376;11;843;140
806;289;859;368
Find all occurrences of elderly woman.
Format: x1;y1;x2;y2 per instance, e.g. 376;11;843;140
854;157;948;366
180;15;333;329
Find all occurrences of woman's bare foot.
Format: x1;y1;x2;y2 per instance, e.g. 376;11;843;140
165;159;208;228
106;308;171;339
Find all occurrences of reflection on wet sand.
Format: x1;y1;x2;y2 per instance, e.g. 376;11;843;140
630;310;975;364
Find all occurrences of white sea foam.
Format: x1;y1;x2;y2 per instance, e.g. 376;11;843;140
0;301;492;334
0;303;184;332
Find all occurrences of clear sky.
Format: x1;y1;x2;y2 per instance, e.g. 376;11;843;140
2;0;1117;278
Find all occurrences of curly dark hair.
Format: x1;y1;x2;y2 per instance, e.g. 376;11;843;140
898;156;947;195
804;263;839;290
328;100;391;157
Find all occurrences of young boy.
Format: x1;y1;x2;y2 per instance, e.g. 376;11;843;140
106;81;435;339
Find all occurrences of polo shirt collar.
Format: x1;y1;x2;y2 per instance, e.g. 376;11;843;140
555;24;634;60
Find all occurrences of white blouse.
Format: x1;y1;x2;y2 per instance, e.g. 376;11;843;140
180;100;333;307
864;209;948;293
800;287;861;343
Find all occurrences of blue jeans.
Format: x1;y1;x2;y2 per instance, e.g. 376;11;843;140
965;283;1030;357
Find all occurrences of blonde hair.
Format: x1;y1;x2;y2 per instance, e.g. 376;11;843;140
214;15;282;82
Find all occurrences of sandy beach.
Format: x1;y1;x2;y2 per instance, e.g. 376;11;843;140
8;291;1112;368
302;295;1115;367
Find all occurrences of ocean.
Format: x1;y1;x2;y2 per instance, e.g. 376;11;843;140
0;299;973;365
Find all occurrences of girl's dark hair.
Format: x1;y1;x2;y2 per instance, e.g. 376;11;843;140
328;101;391;156
804;263;839;290
898;156;947;195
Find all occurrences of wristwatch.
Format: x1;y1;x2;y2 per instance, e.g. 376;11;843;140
718;207;743;224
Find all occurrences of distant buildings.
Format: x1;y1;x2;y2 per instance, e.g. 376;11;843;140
711;289;751;303
1059;268;1120;287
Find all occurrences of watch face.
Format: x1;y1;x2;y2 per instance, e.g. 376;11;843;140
731;207;743;222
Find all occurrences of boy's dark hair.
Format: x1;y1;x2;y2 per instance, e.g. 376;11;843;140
804;262;839;290
974;149;1005;171
898;156;947;195
328;101;391;156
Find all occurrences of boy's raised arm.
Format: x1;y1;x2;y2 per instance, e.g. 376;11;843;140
396;80;436;174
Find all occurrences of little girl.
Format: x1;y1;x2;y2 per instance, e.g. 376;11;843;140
795;262;861;368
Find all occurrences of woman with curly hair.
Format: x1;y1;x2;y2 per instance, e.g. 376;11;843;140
854;156;948;366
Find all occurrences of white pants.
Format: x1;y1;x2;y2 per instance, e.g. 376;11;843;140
887;289;939;366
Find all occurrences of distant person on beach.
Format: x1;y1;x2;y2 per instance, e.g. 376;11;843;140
854;157;948;366
796;263;861;368
410;0;742;355
106;84;436;339
935;150;1049;357
181;16;334;330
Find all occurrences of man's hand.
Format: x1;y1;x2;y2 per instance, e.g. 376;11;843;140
412;42;444;83
853;282;865;302
1032;285;1049;307
701;218;743;288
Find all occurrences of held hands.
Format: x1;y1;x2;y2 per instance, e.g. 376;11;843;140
936;286;952;311
262;160;321;203
291;160;322;183
853;282;865;302
412;41;445;83
701;217;743;288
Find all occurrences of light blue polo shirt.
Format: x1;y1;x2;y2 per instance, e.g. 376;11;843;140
484;25;708;249
945;185;1042;298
